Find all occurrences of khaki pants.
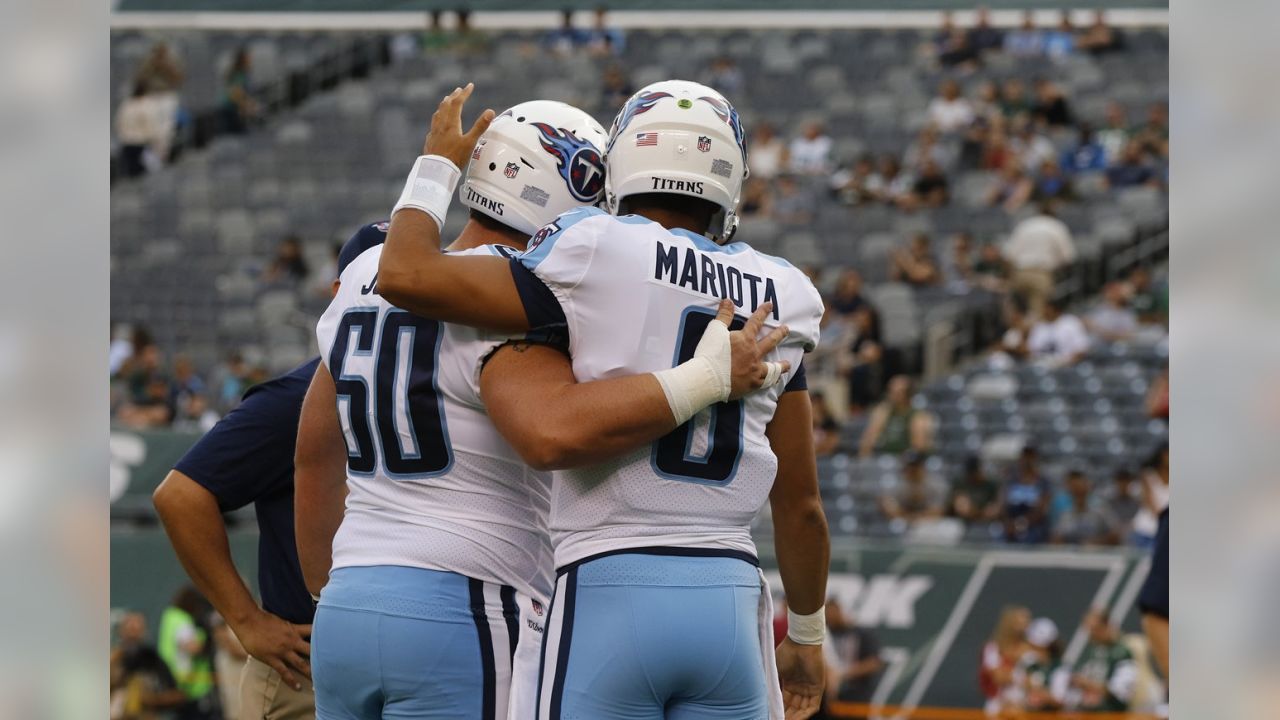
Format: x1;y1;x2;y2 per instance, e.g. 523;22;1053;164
239;656;315;720
1010;267;1055;319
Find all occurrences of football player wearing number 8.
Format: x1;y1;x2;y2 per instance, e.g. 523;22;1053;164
378;81;830;719
295;97;790;720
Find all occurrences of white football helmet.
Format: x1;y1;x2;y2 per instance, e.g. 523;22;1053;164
460;100;608;236
604;80;749;244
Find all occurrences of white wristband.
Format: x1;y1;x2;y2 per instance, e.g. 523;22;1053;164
651;314;733;425
393;154;462;231
787;608;826;645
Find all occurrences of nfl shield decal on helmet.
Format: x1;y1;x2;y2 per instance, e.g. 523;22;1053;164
505;162;520;178
697;135;712;152
530;122;606;202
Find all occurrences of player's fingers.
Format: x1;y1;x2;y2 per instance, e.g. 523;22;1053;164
465;108;497;143
457;81;476;104
742;301;772;338
267;658;300;690
760;361;785;388
286;650;312;680
292;623;313;638
293;636;311;655
713;298;734;328
757;323;790;355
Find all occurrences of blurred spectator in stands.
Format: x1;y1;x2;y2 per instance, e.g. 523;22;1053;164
116;343;175;428
1061;123;1108;174
904;125;952;175
859;375;934;457
739;177;774;218
1131;443;1169;549
811;392;842;457
831;154;879;205
949;455;1001;524
809;306;856;413
1027;298;1091;366
169;355;216;431
586;6;626;57
110;324;151;377
1085;281;1139;342
993;298;1032;365
868;154;912;205
773;174;817;225
958;115;991;170
1105;141;1159;189
1071;610;1138;712
1076;10;1125;55
704;55;744;96
309;240;343;299
220;47;257;135
985;162;1034;213
544;9;587;56
748;122;788;179
1021;618;1069;712
1004;10;1044;57
979;119;1014;171
971;80;1001;121
824;601;884;705
1133;102;1170;158
1000;78;1034;119
452;10;491;54
890;233;943;287
1010;114;1057;171
1098;467;1143;540
1032;78;1073;127
847;306;885;412
999;445;1053;543
214;351;253;410
789;122;833;175
927;79;975;134
941;232;976;290
830;269;867;317
937;25;979;70
1052;470;1120;546
115;83;161;177
1032;158;1075;204
1004;203;1075;318
1097;101;1132;163
135;42;184;163
980;606;1032;715
600;62;634;112
908;158;951;209
1126;266;1167;325
1146;365;1169;420
158;586;217;718
932;10;956;53
210;614;248;720
967;6;1004;54
1043;10;1077;60
973;241;1010;292
111;611;187;720
261;235;310;286
881;452;947;524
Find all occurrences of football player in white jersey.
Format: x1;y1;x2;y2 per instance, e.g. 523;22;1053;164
378;82;830;719
295;97;791;720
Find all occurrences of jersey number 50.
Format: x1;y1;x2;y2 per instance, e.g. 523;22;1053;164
650;306;746;485
328;309;452;479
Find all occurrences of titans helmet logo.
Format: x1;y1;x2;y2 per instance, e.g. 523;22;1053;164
607;90;674;153
531;122;605;203
697;95;748;165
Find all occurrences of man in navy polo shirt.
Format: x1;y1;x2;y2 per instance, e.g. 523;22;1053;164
153;222;388;720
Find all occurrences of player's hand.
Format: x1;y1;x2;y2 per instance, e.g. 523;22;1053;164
775;637;825;720
725;300;790;400
231;610;312;690
424;82;495;169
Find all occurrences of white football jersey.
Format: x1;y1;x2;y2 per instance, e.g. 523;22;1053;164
514;207;824;567
316;244;553;599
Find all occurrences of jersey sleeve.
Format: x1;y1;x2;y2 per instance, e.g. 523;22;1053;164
172;362;316;511
515;206;605;295
790;273;827;353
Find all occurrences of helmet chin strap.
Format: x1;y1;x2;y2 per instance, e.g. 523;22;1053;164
708;207;739;245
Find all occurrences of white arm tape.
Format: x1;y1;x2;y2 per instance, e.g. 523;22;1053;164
787;608;826;645
651;316;733;426
392;154;462;231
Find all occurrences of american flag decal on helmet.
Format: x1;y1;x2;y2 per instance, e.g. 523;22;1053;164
635;132;659;147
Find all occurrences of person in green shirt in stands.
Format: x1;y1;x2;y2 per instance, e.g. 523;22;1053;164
1071;609;1137;713
157;586;217;719
859;374;934;458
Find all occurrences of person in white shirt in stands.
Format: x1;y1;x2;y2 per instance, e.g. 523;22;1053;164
788;121;833;174
927;78;975;134
1004;202;1076;319
1085;281;1139;342
115;82;162;177
1026;298;1090;367
748;122;788;179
